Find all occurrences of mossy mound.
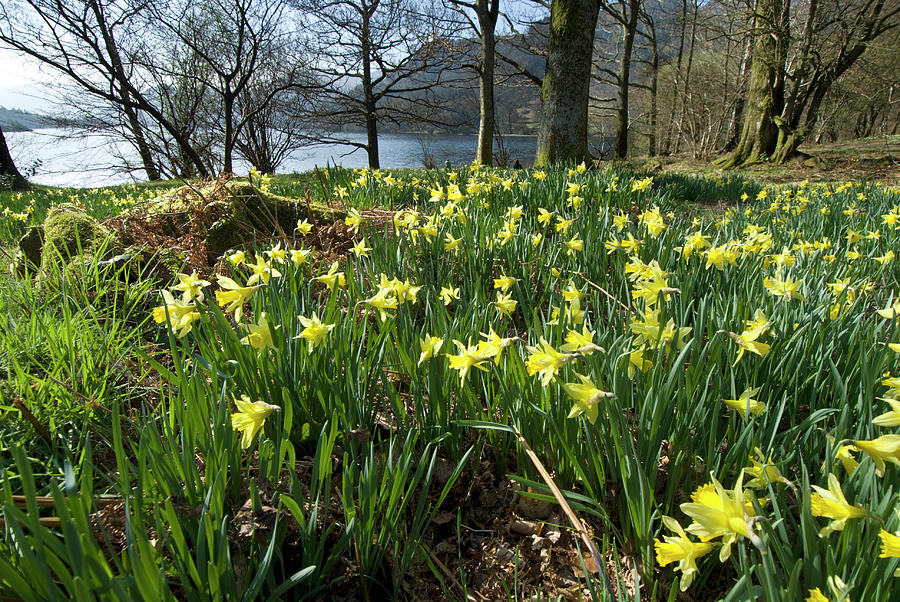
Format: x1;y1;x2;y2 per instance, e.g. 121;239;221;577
41;204;117;270
110;177;343;268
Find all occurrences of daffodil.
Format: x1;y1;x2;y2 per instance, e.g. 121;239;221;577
560;324;604;355
763;272;805;301
345;208;363;234
215;275;261;322
447;339;490;384
723;387;765;419
654;516;714;591
152;290;201;337
525;338;575;386
241;312;278;352
493;292;517;317
851;435;900;476
297;219;313;235
744;449;790;488
725;310;771;366
296;313;335;352
247;254;281;285
418;334;444;366
173;270;210;303
440;286;459;306
313;261;346;291
879;529;900;558
493;274;517;293
874;397;900;427
681;473;759;561
561;373;614;424
351;238;371;258
364;287;398;321
231;396;280;449
810;473;866;536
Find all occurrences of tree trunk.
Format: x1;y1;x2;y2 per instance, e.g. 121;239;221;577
613;0;640;160
716;0;782;168
0;125;28;190
660;0;688;155
475;0;499;166
361;8;380;169
121;95;161;181
223;87;235;174
534;0;600;167
647;14;659;157
724;35;753;151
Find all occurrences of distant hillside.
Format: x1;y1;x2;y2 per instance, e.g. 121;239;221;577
0;107;50;132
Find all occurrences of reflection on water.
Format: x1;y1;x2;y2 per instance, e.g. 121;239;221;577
7;129;539;188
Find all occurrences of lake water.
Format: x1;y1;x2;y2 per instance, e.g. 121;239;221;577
7;129;539;188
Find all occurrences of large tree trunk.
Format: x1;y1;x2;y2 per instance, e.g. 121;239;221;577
534;0;600;166
474;0;499;166
715;0;782;168
613;0;640;160
0;125;28;190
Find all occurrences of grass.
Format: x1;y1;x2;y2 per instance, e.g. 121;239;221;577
0;165;899;600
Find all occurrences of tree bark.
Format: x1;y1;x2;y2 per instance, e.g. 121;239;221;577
613;0;640;160
715;0;782;168
0;125;28;190
361;5;380;169
534;0;601;167
474;0;500;166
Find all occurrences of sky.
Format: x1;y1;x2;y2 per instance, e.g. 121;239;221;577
0;49;54;111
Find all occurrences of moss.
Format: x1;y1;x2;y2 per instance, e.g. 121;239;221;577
41;204;117;270
17;226;42;275
144;180;343;262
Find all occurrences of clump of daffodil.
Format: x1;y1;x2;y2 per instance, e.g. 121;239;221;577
231;396;280;450
653;516;714;591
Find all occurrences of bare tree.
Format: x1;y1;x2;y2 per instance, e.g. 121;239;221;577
292;0;461;169
718;0;900;167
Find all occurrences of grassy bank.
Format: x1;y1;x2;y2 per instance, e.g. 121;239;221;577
1;165;899;600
